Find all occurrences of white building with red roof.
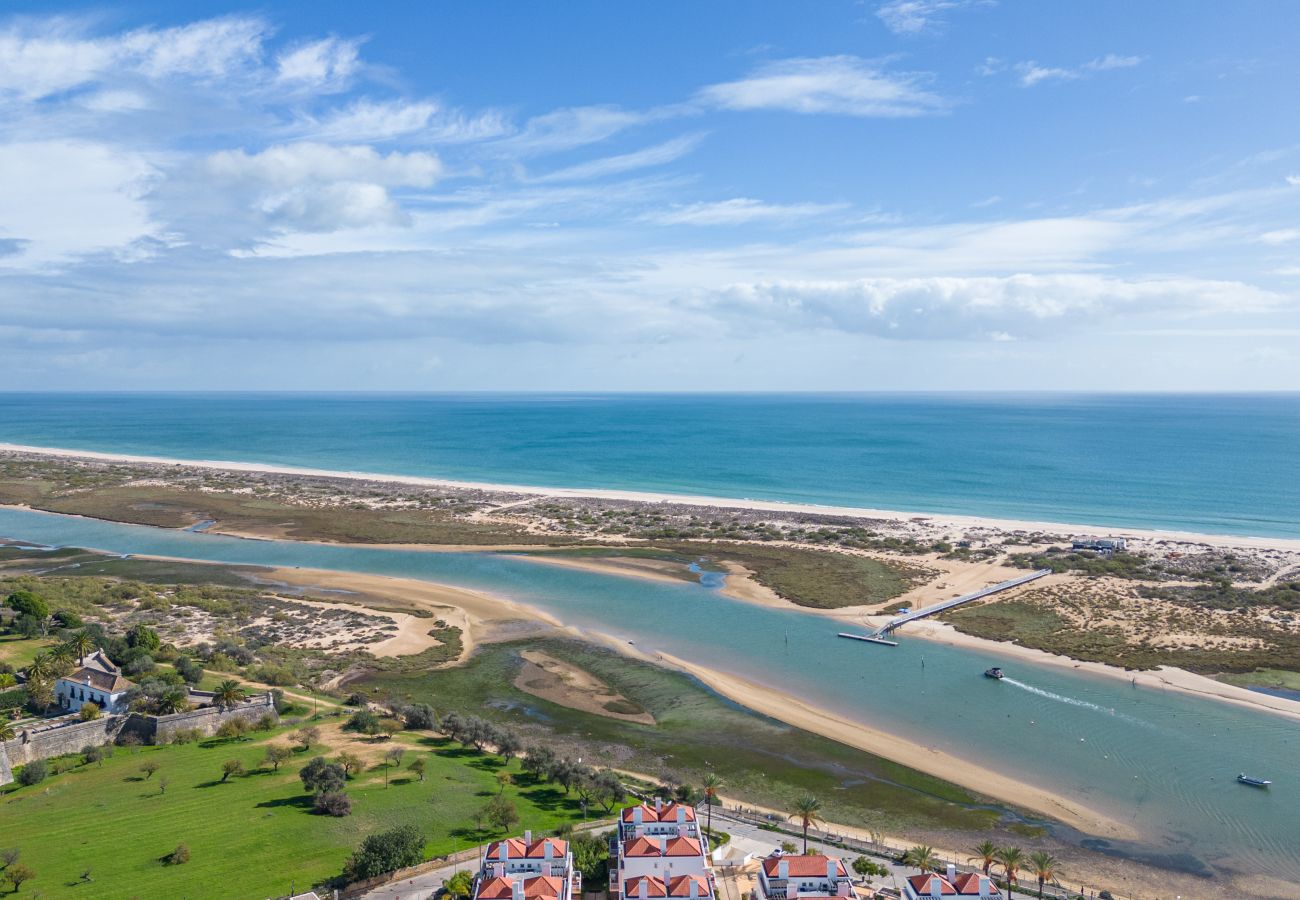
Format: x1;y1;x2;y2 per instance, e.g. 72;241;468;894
612;801;714;900
54;649;134;714
755;852;856;900
474;832;580;900
902;865;1001;900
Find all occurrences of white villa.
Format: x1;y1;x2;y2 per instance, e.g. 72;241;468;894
474;833;581;900
613;801;715;900
902;866;1001;900
54;649;134;714
755;852;856;900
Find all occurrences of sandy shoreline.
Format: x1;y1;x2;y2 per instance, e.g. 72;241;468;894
5;441;1298;551
260;566;1134;839
504;552;1300;722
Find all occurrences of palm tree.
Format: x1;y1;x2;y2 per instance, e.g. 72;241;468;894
157;687;190;714
1028;851;1058;899
446;870;474;899
995;847;1026;896
25;652;54;680
789;795;822;854
50;643;75;667
68;630;96;665
214;679;246;710
0;721;16;742
702;773;722;838
969;840;998;875
902;846;938;872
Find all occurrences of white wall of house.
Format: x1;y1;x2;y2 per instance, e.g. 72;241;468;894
55;679;127;714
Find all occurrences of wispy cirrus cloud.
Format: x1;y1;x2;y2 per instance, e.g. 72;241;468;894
642;198;846;226
1014;53;1143;87
875;0;993;35
698;56;947;117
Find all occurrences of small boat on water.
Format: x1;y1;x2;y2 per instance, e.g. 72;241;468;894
984;667;1005;680
1238;774;1272;787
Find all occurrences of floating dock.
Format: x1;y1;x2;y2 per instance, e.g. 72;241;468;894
837;568;1052;646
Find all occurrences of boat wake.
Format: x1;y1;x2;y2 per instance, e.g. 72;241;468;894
1002;677;1150;726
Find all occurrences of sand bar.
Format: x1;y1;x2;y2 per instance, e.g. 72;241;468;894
5;442;1298;551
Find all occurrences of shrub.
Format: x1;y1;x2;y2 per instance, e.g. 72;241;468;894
6;590;48;620
170;728;203;745
400;703;437;730
165;844;190;866
216;718;250;740
79;701;102;721
82;745;106;766
299;756;346;795
52;610;84;628
126;624;161;652
255;712;278;731
175;656;204;685
344;824;426;880
17;759;47;786
343;708;380;734
314;790;352;817
125;655;156;676
345;692;368;706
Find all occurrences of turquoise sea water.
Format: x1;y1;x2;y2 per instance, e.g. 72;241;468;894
0;392;1297;536
0;506;1296;885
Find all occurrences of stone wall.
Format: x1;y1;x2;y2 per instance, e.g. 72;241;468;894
0;694;278;785
1;715;125;773
147;693;277;744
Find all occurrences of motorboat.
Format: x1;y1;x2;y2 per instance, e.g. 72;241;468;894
984;667;1005;680
1237;774;1272;787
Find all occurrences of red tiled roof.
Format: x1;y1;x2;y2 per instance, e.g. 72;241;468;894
62;667;133;693
485;838;569;860
620;802;697;823
663;837;703;857
477;876;563;900
624;876;668;898
761;856;849;878
950;874;996;897
623;837;663;858
906;875;956;896
666;876;710;898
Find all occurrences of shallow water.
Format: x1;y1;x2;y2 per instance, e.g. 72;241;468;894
0;506;1296;884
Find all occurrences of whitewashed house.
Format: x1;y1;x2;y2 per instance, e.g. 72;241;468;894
613;801;715;900
755;853;856;900
474;833;581;900
55;649;134;714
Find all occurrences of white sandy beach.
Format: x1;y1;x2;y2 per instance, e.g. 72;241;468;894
5;441;1299;552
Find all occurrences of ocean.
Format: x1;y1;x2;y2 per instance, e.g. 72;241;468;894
0;392;1296;536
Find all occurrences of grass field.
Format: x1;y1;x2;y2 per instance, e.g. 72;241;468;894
1;722;589;899
0;634;55;669
354;637;1005;836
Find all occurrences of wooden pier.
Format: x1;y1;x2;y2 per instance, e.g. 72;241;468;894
837;568;1052;646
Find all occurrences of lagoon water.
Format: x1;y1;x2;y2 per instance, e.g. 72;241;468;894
1;392;1298;537
0;506;1296;884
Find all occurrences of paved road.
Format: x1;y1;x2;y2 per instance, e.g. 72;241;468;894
360;851;482;900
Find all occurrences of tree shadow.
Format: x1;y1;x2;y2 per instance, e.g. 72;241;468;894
449;826;488;841
255;794;315;810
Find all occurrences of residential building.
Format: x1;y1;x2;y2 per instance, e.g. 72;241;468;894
902;865;1001;900
54;649;133;714
474;832;580;900
755;852;855;900
612;801;715;900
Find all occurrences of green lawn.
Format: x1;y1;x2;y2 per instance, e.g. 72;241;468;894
0;634;55;669
1;725;589;899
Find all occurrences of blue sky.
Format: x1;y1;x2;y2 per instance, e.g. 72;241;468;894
2;1;1299;390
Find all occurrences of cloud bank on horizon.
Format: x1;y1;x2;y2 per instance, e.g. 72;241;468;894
1;1;1298;390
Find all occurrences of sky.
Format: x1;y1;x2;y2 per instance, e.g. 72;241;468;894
1;0;1299;391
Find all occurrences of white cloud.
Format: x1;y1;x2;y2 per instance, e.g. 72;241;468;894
1259;228;1300;245
1017;54;1143;87
1286;175;1300;186
500;105;653;154
299;99;509;143
200;143;442;233
875;0;991;35
708;275;1284;341
0;16;270;101
275;37;361;89
699;56;946;117
533;135;702;183
0;141;159;266
644;198;844;226
206;143;441;187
